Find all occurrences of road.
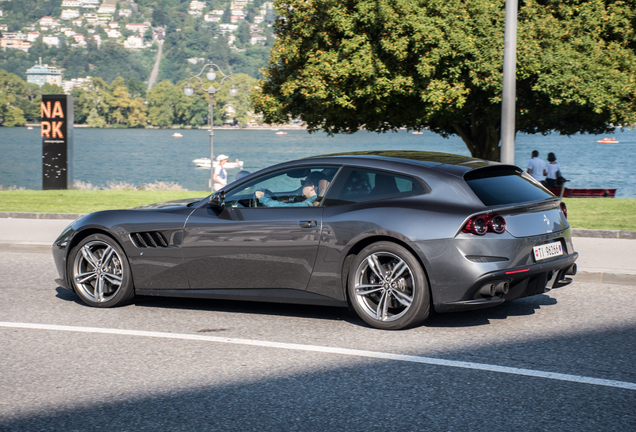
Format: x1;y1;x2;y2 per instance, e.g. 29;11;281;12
1;248;635;431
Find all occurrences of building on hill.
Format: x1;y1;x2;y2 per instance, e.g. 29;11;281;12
27;60;63;87
0;39;31;52
42;35;60;47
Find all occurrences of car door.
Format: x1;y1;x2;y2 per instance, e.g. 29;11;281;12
181;165;338;291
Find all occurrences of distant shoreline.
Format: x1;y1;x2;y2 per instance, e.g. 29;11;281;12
24;124;307;130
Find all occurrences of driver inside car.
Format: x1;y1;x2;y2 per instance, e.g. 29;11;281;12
255;172;327;207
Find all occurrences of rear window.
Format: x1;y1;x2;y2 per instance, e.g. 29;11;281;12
464;167;554;206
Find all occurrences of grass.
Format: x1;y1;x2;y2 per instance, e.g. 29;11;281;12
0;190;207;214
0;191;634;231
562;198;636;231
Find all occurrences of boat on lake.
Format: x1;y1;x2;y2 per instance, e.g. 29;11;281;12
412;131;423;135
275;131;287;135
597;137;619;144
173;132;183;138
192;158;244;169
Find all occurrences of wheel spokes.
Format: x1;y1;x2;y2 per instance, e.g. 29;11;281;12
355;284;384;296
355;250;417;324
75;271;96;284
102;271;122;286
100;246;115;267
391;288;413;307
375;290;389;321
95;275;105;302
389;259;408;281
80;245;99;269
367;254;385;280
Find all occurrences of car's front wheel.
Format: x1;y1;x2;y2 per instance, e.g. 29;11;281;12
348;242;430;330
68;234;134;307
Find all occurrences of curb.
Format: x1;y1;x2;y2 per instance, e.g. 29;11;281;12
571;229;636;240
0;212;86;220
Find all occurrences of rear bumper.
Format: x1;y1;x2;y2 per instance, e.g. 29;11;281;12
435;252;578;313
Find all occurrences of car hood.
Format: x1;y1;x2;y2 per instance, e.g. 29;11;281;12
133;198;205;209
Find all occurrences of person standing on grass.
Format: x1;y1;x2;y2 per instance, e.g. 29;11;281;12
527;150;547;182
213;154;229;191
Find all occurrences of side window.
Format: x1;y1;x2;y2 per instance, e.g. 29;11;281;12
325;168;424;206
223;165;339;208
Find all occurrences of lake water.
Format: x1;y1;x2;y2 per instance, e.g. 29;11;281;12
1;127;635;197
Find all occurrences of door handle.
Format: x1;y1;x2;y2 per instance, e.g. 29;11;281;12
298;220;317;228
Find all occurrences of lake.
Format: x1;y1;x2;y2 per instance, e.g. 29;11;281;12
1;127;635;197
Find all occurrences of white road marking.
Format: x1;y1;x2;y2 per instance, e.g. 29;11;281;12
2;321;635;391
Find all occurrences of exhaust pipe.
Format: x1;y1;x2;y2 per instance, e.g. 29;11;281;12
495;281;509;295
478;283;496;297
565;264;577;276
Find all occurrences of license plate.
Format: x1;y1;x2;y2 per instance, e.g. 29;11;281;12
533;241;564;261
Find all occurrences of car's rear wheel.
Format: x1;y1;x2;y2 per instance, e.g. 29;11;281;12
348;242;430;330
68;234;134;307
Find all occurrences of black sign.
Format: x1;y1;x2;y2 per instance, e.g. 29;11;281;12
42;94;74;190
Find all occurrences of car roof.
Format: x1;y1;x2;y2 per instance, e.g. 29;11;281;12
307;150;499;176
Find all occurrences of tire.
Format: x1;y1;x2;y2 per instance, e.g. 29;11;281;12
67;234;135;308
348;242;430;330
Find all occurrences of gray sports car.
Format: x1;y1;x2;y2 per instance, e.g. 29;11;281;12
52;151;578;330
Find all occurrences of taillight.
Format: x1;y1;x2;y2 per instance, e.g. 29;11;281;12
560;202;567;219
463;213;507;235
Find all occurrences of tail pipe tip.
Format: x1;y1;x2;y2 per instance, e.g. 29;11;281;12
566;264;577;276
495;281;510;295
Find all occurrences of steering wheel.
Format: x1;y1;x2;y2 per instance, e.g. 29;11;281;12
254;188;276;207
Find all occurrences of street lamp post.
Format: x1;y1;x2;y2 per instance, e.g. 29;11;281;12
184;63;239;192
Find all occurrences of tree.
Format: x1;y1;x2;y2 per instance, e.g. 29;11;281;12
253;0;636;160
147;79;177;126
73;77;110;127
0;70;28;126
109;76;133;125
237;20;251;47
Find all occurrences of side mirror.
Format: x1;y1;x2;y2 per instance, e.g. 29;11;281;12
209;191;225;208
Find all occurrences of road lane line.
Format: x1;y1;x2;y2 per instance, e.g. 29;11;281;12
2;321;635;391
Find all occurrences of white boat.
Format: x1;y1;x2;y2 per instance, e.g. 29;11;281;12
173;132;183;137
193;158;244;169
275;131;287;135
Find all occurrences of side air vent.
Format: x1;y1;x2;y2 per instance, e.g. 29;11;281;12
130;232;169;248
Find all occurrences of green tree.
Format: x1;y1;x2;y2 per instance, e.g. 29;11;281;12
73;77;110;127
147;79;177;126
0;70;28;126
215;73;259;125
253;0;636;160
237;20;251;47
109;76;133;125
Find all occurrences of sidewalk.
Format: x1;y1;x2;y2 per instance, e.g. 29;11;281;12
1;213;635;286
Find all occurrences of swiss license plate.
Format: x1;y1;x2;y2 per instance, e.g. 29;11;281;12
533;241;563;261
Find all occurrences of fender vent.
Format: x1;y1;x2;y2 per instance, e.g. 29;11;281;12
130;232;169;248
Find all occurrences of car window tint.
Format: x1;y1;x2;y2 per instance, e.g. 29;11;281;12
224;166;339;208
327;169;423;205
465;167;553;205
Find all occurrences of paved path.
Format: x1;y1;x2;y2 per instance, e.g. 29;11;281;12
0;214;634;285
147;40;163;90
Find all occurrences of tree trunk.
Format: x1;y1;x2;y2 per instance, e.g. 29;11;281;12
452;110;502;161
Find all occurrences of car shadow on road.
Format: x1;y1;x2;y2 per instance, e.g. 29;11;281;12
424;294;558;328
55;286;558;330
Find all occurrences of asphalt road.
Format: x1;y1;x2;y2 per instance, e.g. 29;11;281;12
1;249;635;431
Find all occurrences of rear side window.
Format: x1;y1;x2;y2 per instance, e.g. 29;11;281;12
465;167;554;206
325;168;426;205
